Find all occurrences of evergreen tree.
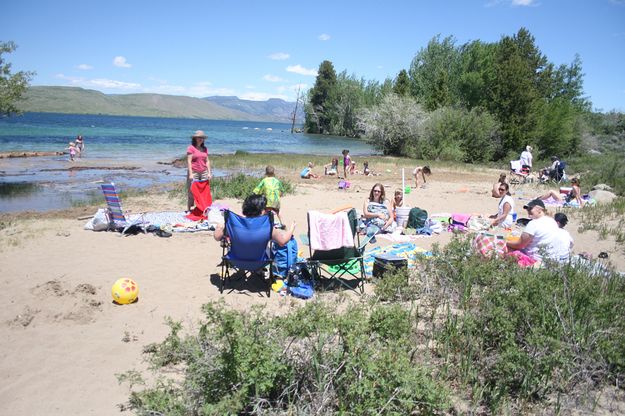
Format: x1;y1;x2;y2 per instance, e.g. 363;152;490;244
489;29;544;157
305;60;337;134
0;41;35;117
392;69;410;96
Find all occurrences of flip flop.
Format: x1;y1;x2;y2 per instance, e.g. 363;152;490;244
155;229;172;238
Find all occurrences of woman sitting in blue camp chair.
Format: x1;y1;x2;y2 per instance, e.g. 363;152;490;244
213;194;295;245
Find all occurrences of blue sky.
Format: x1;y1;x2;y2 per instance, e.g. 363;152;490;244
2;0;624;111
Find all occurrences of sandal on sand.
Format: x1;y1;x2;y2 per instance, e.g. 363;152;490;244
155;229;172;238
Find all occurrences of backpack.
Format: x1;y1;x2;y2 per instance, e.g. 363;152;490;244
271;236;298;278
287;262;315;299
406;207;428;229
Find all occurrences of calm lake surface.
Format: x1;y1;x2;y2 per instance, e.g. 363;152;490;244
0;113;376;212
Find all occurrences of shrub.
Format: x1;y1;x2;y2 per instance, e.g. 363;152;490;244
420;106;499;162
120;301;449;415
427;236;625;411
168;173;295;203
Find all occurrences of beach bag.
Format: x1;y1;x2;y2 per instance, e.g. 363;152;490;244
449;213;471;232
272;236;298;278
287;262;315;299
406;207;428;229
85;208;111;231
472;233;507;258
338;180;351;189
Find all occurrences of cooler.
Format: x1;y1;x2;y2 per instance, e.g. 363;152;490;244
372;253;408;278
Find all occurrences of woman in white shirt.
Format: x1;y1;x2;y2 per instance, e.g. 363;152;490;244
520;145;533;170
552;213;574;263
490;182;515;228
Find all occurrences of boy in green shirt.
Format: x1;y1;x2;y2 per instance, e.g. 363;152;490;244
253;165;284;224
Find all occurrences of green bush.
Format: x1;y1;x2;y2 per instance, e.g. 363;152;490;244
567;154;625;196
121;301;449;415
168;173;295;203
428;236;625;411
420;106;499;162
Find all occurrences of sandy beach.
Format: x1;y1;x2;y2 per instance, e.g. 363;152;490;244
0;164;623;415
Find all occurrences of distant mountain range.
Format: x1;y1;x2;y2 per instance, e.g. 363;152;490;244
18;86;303;123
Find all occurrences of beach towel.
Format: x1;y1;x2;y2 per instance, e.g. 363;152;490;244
538;195;592;208
362;243;431;277
186;180;212;221
308;210;354;251
377;232;431;243
473;232;507;258
507;250;539;268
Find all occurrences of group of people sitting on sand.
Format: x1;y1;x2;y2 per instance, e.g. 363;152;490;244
300;149;383;179
185;125;587;270
489;170;588;264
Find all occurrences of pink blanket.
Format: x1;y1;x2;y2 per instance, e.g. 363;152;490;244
308;211;354;251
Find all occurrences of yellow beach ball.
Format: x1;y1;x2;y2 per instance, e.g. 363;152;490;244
112;278;139;304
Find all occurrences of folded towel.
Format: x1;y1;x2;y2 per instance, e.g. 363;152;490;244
308;210;354;251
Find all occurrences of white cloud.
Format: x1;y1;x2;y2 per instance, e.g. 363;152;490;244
245;85;256;89
286;64;317;76
485;0;537;6
263;74;285;82
55;73;141;90
318;33;331;41
113;56;132;68
143;82;234;97
77;64;93;70
268;52;290;60
240;92;289;101
277;83;308;94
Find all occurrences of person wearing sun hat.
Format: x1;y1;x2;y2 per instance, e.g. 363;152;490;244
506;198;560;261
186;130;212;212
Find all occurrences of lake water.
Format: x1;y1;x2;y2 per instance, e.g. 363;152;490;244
0;113;375;212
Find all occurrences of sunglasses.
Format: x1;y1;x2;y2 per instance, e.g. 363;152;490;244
373;189;382;193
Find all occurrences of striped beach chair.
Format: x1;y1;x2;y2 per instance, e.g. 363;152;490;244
100;182;146;235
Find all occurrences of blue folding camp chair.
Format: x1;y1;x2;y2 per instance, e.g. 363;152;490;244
100;183;146;235
220;210;275;296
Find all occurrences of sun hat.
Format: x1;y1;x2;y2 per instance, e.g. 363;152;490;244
192;130;207;139
523;199;545;210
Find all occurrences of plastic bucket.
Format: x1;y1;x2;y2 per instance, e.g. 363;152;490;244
395;207;411;228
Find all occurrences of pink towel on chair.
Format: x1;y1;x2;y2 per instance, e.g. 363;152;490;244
309;211;354;251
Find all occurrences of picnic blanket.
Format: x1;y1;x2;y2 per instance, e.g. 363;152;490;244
363;242;431;277
533;195;593;208
84;210;215;233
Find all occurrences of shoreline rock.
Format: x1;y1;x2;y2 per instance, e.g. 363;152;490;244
0;151;66;159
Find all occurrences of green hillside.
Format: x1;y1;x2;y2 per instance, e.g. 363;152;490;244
17;86;289;122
